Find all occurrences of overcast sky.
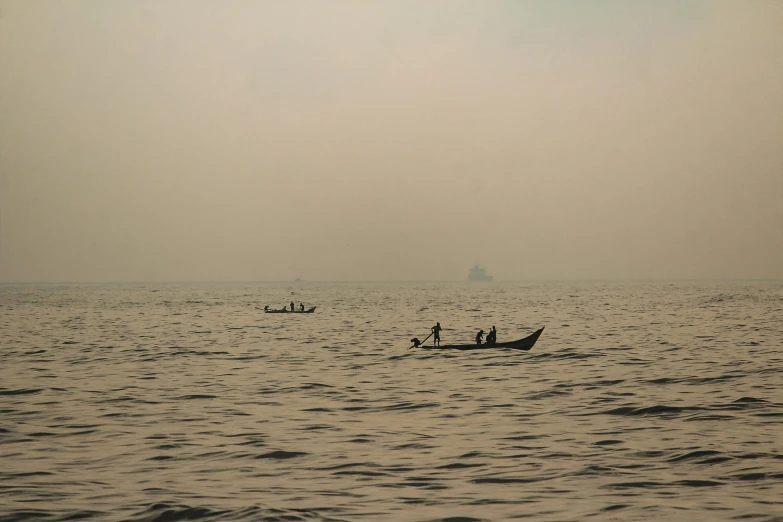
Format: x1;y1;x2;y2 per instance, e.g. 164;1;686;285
1;0;781;282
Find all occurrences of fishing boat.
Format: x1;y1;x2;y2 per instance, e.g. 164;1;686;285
414;327;544;351
261;306;317;314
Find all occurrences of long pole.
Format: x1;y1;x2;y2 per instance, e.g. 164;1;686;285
410;331;433;349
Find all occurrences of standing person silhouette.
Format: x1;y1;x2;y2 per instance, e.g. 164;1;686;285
476;329;484;346
432;322;442;346
300;303;304;312
486;326;497;345
290;301;295;312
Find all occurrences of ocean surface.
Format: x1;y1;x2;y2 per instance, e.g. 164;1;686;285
1;281;781;522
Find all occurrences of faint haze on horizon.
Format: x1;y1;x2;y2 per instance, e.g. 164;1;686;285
0;0;781;283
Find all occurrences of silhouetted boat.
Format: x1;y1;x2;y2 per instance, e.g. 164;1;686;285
417;327;544;351
468;264;493;281
262;306;317;314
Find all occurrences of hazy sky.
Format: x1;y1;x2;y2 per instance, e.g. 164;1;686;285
1;0;781;282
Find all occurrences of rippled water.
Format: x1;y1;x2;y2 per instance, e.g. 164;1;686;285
1;281;782;522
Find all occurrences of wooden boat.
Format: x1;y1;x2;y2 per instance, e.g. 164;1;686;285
262;306;317;314
415;327;544;351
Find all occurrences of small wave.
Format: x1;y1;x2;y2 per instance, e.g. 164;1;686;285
698;456;734;464
2;471;55;478
531;352;603;361
299;424;334;431
428;518;487;522
0;510;102;522
676;479;725;487
602;479;723;490
103;396;161;404
733;397;768;404
342;402;439;414
236;440;266;447
299;382;334;389
0;389;43;396
728;472;783;481
501;434;548;441
379;401;439;412
435;462;486;470
584;379;625;388
333;469;388;476
569;464;622;477
312;462;376;471
253;450;308;460
391;443;438;450
472;475;556;484
667;450;723;462
124;503;228;522
684;414;736;422
459;451;485;458
168;349;230;358
524;389;571;400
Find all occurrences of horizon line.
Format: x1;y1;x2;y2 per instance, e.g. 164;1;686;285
1;278;782;285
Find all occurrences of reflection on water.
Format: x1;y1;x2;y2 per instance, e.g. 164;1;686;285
1;282;781;521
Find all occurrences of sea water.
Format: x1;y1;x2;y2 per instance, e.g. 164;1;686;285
1;281;781;521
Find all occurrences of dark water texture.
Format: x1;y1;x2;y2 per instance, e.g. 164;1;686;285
1;281;782;521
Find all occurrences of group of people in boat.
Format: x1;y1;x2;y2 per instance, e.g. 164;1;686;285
264;302;307;312
475;326;497;346
410;323;498;347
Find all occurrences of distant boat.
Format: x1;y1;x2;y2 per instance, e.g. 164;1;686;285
467;264;493;281
257;306;317;314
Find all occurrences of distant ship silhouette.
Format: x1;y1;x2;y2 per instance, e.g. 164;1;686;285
467;264;493;281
